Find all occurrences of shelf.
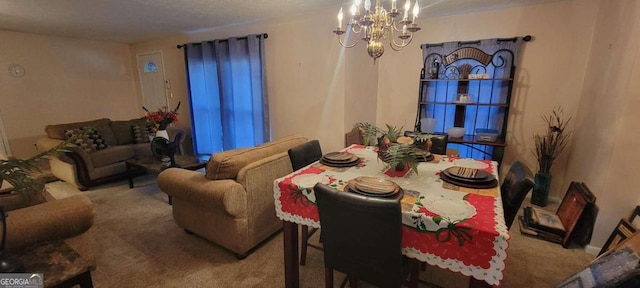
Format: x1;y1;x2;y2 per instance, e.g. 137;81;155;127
418;101;509;107
416;41;520;164
447;135;507;147
420;78;513;82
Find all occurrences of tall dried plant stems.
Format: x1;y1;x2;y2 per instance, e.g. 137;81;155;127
533;107;572;174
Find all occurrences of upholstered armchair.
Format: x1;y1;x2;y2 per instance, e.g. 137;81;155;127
158;134;307;259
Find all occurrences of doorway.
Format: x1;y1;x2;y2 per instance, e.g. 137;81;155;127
0;110;10;155
137;51;168;110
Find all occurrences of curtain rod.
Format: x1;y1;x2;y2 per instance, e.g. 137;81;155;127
176;33;268;49
423;35;533;49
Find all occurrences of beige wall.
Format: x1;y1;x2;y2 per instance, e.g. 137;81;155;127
565;0;640;248
127;1;615;248
130;6;352;154
376;0;599;198
4;0;638;249
130;1;601;195
0;30;139;157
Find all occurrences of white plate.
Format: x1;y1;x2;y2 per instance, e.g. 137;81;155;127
423;196;477;220
291;174;328;189
452;159;489;170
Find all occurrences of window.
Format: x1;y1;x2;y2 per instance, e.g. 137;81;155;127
144;61;157;73
183;34;268;155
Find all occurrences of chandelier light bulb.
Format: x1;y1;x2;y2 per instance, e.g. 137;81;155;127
392;0;397;10
351;4;357;15
364;0;371;11
412;2;420;22
404;0;411;19
338;7;343;29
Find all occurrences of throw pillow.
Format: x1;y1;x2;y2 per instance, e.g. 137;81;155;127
64;128;110;154
132;125;151;144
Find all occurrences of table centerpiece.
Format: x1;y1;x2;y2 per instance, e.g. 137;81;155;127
354;123;433;174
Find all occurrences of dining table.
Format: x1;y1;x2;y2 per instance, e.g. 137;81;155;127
273;144;509;287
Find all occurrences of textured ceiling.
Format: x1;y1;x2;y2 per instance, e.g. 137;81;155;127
0;0;565;43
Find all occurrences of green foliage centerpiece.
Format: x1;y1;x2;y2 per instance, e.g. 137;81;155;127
354;123;431;175
1;128;88;209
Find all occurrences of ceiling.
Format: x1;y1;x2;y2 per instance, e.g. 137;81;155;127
0;0;565;44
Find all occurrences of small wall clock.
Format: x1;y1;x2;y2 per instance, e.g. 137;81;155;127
8;64;25;77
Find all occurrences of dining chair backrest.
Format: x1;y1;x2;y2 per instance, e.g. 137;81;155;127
403;131;448;155
288;140;323;171
345;128;364;147
501;161;535;229
314;183;404;287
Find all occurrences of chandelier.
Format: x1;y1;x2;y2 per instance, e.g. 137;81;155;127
333;0;421;62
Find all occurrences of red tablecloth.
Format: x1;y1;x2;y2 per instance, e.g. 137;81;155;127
274;145;509;285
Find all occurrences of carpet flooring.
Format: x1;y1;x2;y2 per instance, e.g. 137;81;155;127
45;176;594;287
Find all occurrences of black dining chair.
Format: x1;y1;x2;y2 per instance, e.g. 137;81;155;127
403;131;448;155
314;183;418;288
501;161;535;229
287;140;323;266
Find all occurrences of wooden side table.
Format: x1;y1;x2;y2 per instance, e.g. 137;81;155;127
6;240;93;288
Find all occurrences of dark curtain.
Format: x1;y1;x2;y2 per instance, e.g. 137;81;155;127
184;34;269;155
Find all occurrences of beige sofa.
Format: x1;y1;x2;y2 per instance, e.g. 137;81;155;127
157;134;307;258
36;118;181;191
2;190;96;268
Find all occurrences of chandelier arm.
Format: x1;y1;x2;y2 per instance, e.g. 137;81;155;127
383;11;395;28
390;34;413;51
390;21;405;32
351;24;363;34
338;35;360;48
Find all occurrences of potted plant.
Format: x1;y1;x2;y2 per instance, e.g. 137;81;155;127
531;107;572;206
354;123;431;174
0;129;87;210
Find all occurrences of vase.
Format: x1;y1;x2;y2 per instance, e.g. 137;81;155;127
155;130;170;140
531;172;552;207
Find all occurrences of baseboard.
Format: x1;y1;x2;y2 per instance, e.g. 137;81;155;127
584;245;601;255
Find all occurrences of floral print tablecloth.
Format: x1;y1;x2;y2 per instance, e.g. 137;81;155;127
274;145;509;285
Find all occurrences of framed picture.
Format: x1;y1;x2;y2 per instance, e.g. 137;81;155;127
556;182;590;247
629;205;640;229
598;218;638;256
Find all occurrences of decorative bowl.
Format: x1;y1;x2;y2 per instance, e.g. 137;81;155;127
447;127;466;138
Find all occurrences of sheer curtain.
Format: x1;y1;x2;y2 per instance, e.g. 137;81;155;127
184;34;269;155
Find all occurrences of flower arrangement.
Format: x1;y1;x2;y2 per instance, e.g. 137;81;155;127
143;102;181;131
533;107;572;174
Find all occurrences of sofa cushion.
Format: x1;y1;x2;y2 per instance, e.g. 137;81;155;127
111;117;148;145
45;118;116;146
64;129;110;154
205;134;307;180
89;146;135;168
132;125;151;144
